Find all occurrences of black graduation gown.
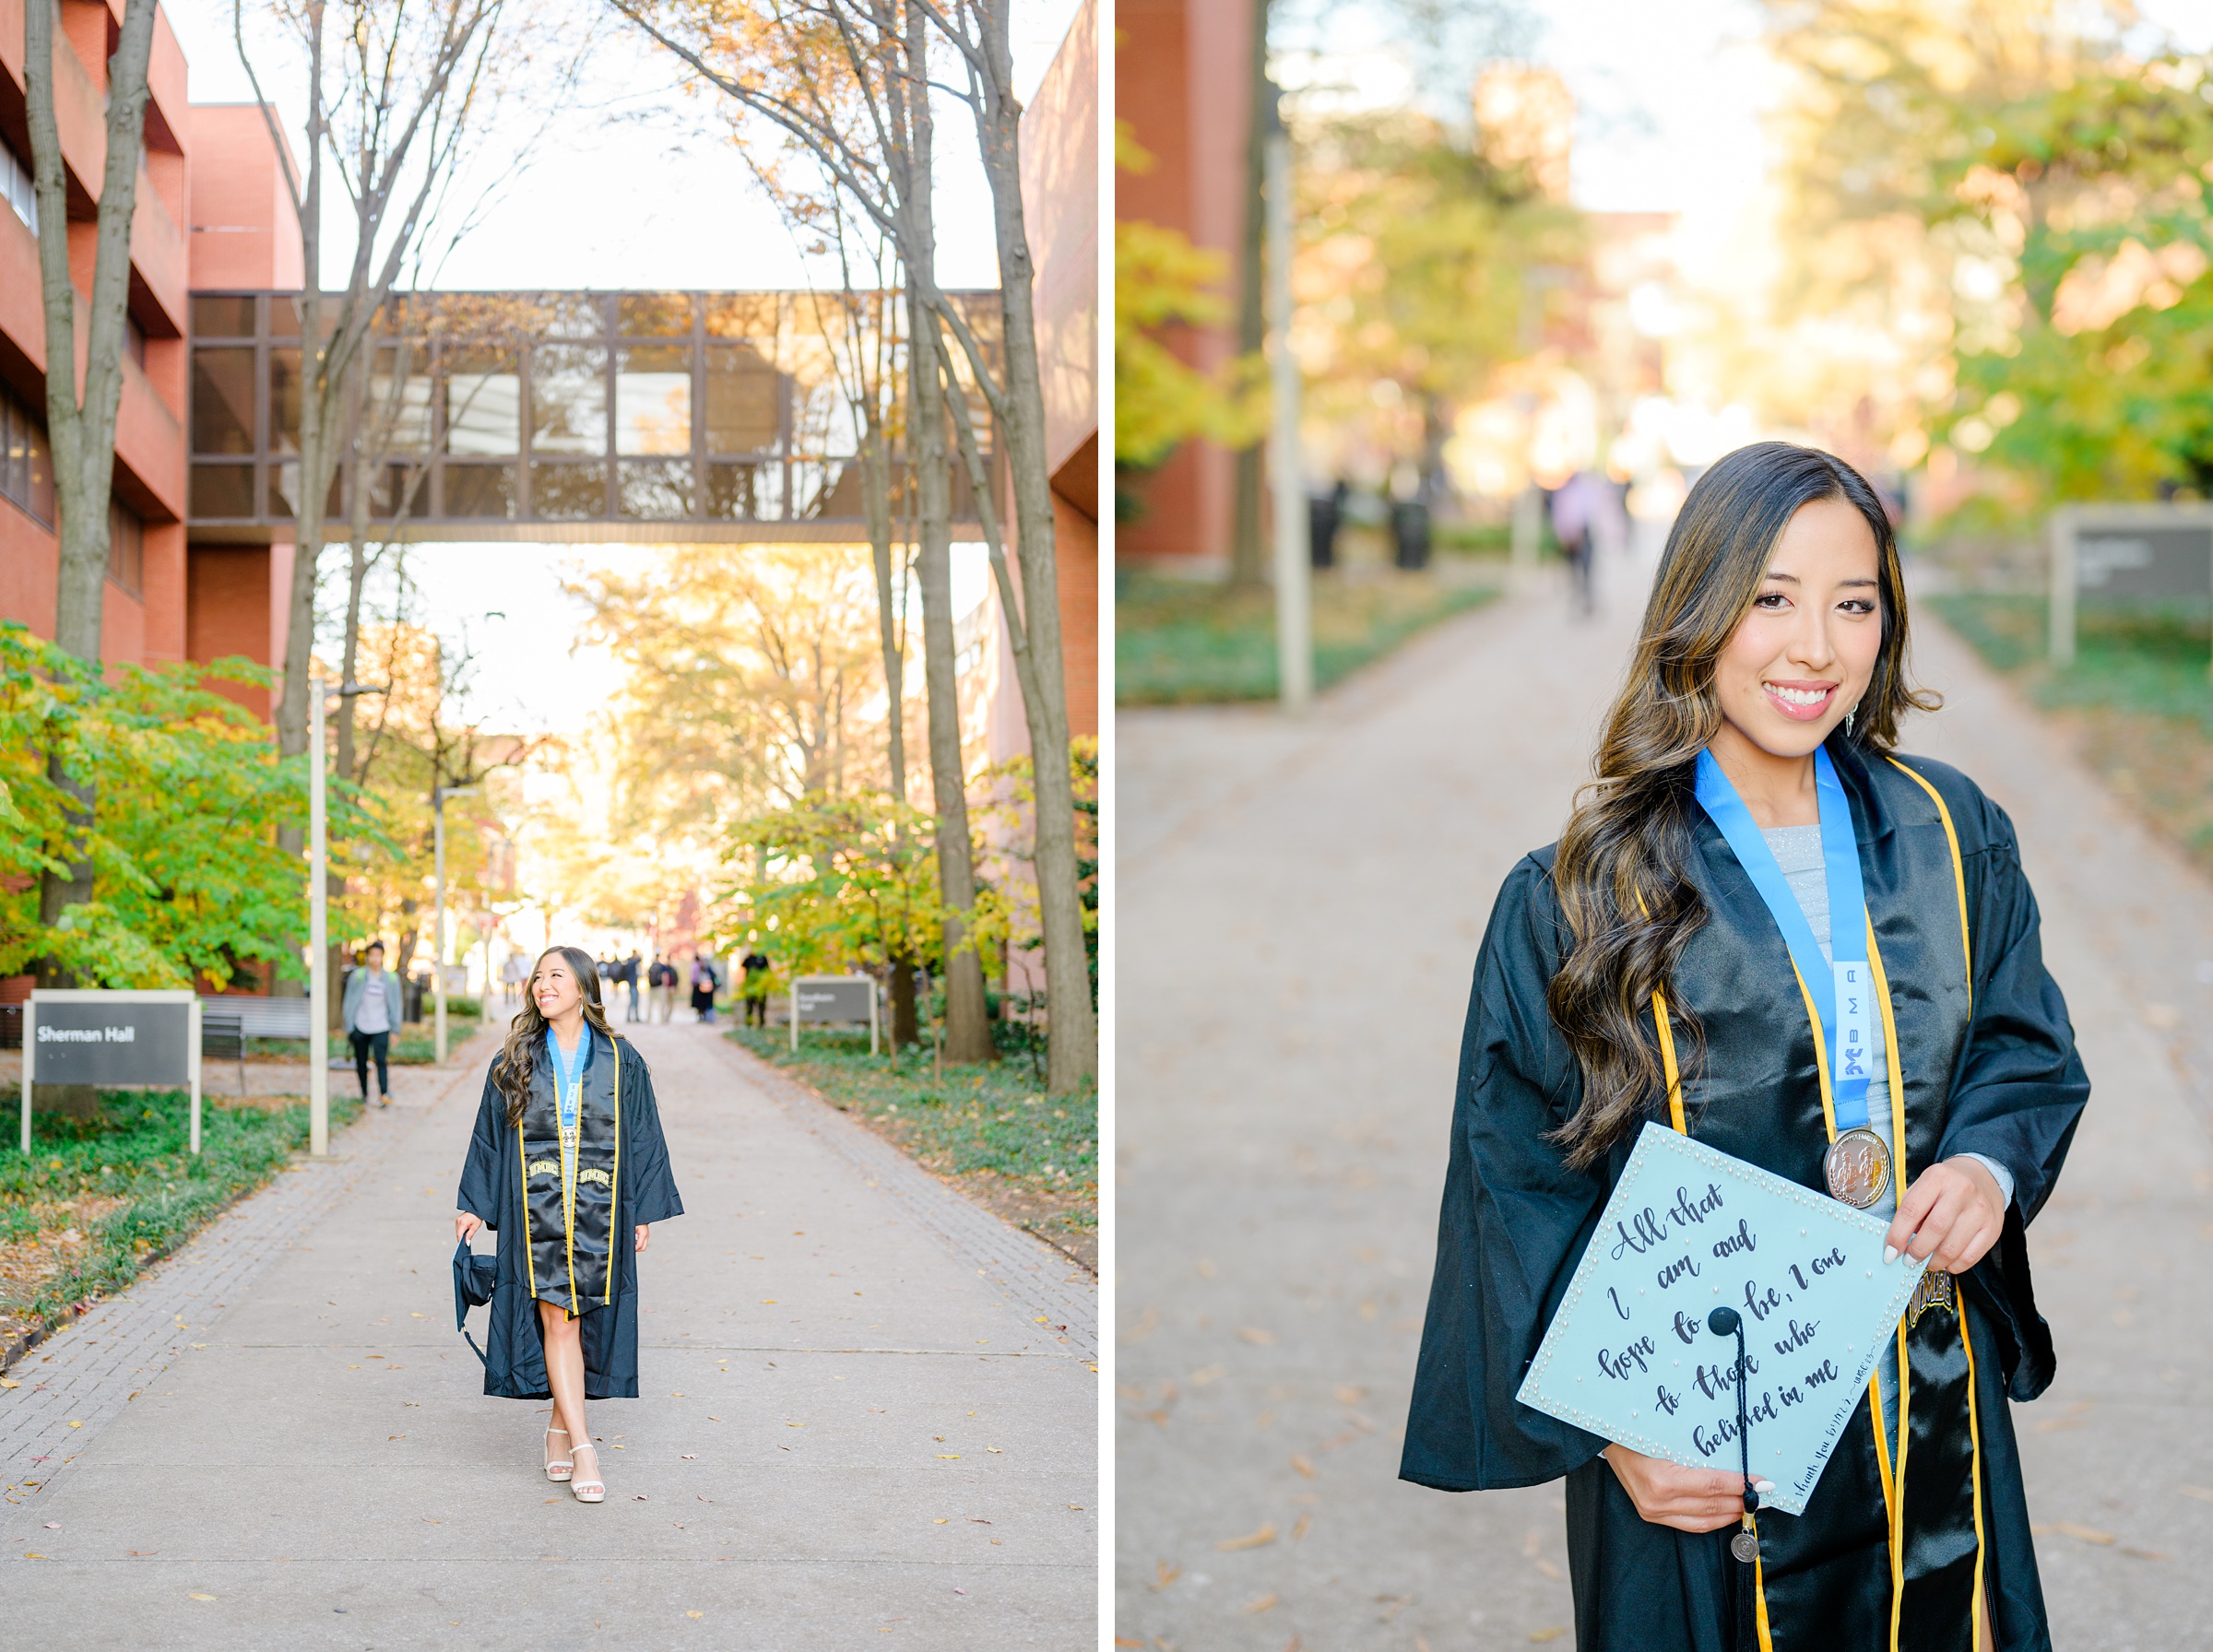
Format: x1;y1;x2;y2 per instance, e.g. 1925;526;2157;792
455;1028;684;1400
1402;737;2088;1652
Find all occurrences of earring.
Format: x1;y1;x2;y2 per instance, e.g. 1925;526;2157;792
1847;703;1858;735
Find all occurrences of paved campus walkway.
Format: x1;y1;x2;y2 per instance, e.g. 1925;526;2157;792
1;1018;1095;1648
1117;569;2213;1650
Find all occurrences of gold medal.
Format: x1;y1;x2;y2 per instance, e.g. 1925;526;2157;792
1822;1127;1892;1210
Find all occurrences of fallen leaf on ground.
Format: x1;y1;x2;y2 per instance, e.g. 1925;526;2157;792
1534;1558;1564;1580
188;1593;216;1601
2179;1486;2213;1502
1149;1560;1182;1591
0;1379;18;1389
633;1494;649;1502
1530;1630;1568;1645
65;1421;80;1429
1290;1454;1316;1480
2122;1547;2172;1561
1237;1328;1277;1346
1290;1513;1313;1541
686;1611;703;1619
42;1522;57;1529
1217;1523;1277;1552
1189;1364;1227;1386
2032;1522;2115;1545
1240;1594;1279;1614
681;1454;698;1459
1376;1596;1411;1621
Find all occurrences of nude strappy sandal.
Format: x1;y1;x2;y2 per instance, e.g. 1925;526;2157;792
568;1440;606;1503
544;1425;573;1482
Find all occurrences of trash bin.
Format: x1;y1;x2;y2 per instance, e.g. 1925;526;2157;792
1391;499;1431;571
1308;492;1341;569
404;974;428;1025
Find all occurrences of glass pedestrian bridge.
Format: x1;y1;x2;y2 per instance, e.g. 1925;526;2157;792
185;289;994;543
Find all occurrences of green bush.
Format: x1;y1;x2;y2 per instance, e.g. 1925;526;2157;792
728;1025;1096;1195
1116;572;1498;704
0;1088;361;1332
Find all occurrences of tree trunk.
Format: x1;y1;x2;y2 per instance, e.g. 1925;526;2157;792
1228;0;1272;589
888;960;919;1051
898;6;993;1066
945;1;1098;1090
861;414;905;806
23;0;160;1039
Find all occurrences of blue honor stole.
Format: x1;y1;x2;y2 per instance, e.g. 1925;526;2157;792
1693;746;1892;1208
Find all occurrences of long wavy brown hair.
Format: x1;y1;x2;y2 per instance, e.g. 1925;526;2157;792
1544;442;1939;1169
493;945;618;1127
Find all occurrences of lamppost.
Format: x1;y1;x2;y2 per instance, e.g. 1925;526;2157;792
309;672;385;1157
432;784;479;1064
1265;99;1312;711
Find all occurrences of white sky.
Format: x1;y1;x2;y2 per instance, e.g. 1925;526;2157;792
165;0;1072;734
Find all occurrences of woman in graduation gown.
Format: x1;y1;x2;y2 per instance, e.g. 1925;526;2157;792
456;945;683;1501
1401;442;2088;1652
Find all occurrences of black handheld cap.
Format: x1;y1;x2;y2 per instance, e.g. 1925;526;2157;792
1708;1306;1741;1336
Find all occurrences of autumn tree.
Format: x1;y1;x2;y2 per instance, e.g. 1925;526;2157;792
717;791;955;1048
20;0;160;978
609;0;998;1066
1295;106;1581;502
0;625;307;998
335;620;530;977
230;0;585;772
1766;0;2213;505
569;545;891;831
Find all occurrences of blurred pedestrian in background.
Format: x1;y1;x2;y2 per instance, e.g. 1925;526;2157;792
1548;469;1625;618
690;956;718;1024
741;941;772;1028
648;954;676;1021
344;940;404;1108
621;949;644;1022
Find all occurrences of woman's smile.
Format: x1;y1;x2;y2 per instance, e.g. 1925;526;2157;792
1762;678;1838;721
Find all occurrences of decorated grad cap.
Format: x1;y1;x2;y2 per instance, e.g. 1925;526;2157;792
453;1238;497;1363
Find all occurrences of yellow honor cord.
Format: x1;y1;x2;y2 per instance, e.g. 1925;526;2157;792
1646;759;1978;1648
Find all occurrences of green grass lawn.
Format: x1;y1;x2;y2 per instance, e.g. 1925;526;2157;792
1117;572;1499;705
1928;593;2213;865
0;1089;362;1355
727;1025;1097;1269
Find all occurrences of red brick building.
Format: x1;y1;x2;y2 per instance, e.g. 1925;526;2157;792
1114;0;1259;569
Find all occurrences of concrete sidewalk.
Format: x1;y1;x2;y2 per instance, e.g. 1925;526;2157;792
2;1018;1095;1648
1116;582;2213;1650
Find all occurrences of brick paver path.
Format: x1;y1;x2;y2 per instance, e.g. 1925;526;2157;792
2;1019;1095;1648
1116;582;2213;1650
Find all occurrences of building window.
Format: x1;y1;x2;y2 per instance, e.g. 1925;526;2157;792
1;384;56;527
192;348;258;454
107;501;143;596
0;136;36;234
529;344;606;454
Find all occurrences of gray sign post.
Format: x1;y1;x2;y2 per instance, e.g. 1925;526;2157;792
2048;503;2213;667
789;975;881;1056
22;990;204;1156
